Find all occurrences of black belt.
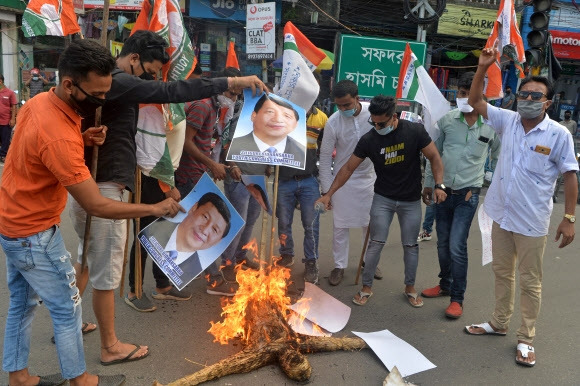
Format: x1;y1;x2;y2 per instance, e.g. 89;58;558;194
282;174;313;181
444;187;481;195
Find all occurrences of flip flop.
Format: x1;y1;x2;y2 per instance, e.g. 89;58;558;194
352;291;373;306
515;343;536;367
97;374;126;386
404;292;424;308
464;322;507;336
51;322;97;344
100;344;150;366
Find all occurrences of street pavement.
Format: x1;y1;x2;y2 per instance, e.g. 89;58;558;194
0;176;578;385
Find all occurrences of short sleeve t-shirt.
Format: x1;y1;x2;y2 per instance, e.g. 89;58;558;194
353;119;432;201
0;89;91;237
0;86;17;125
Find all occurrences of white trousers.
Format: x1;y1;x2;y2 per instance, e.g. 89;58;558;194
332;225;369;269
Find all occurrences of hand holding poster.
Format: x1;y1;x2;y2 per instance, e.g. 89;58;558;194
241;175;272;215
138;173;244;290
226;90;307;170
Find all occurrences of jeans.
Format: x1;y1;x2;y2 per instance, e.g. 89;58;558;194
434;190;479;304
0;226;86;379
362;194;422;287
220;180;262;265
422;203;435;233
276;176;320;261
0;124;12;158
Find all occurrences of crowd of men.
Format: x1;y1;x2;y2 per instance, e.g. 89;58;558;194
0;33;577;385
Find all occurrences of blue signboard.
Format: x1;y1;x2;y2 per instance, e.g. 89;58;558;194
188;0;282;24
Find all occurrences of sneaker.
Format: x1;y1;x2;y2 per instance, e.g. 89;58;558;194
151;286;192;301
222;265;237;282
206;278;238;296
445;301;463;319
125;293;157;312
304;259;319;284
421;285;450;298
328;268;344;286
417;230;432;241
277;254;294;267
241;257;261;270
374;266;383;280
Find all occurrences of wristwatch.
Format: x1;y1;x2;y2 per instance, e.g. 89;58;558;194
564;214;576;223
434;183;446;191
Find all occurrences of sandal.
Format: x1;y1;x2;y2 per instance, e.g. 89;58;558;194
51;322;97;344
515;343;536;367
464;322;507;336
404;292;424;308
352;291;373;306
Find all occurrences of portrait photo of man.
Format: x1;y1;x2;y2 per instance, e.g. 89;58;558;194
227;90;307;169
139;173;244;290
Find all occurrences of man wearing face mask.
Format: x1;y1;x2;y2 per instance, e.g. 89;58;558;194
560;110;577;137
68;30;267;366
319;80;378;286
500;86;515;110
316;95;446;307
464;45;578;368
421;72;500;319
24;68;49;99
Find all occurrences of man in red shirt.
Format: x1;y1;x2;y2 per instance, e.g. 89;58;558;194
0;73;17;163
0;40;181;386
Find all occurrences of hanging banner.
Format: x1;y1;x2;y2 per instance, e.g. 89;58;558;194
437;4;520;39
550;30;580;60
246;2;276;60
84;0;185;10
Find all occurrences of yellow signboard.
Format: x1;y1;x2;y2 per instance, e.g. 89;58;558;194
110;41;124;59
437;4;520;40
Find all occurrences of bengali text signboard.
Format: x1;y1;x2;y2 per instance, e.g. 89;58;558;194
336;35;426;99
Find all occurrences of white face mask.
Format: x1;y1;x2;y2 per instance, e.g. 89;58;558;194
456;98;474;113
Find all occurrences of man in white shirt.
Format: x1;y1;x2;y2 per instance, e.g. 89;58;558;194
464;44;578;368
319;80;378;285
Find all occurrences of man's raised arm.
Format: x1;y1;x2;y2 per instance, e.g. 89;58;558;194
468;44;499;120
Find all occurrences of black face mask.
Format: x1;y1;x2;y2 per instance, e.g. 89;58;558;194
506;90;511;95
565;115;571;120
131;61;155;81
71;82;106;117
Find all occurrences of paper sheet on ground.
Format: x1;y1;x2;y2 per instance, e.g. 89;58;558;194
289;282;351;333
287;311;332;337
478;204;493;266
352;329;436;377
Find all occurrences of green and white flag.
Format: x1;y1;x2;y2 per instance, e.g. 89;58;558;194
22;0;80;38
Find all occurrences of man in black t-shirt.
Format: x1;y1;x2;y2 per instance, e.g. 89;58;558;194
316;95;446;307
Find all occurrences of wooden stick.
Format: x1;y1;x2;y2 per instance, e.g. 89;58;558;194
80;0;110;273
354;226;370;285
119;191;133;297
268;165;280;267
134;169;143;298
259;203;269;269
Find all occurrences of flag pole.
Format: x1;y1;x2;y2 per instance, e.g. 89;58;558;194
267;166;280;266
81;0;110;273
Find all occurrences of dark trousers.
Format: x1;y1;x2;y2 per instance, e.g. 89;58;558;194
129;173;171;292
0;124;11;158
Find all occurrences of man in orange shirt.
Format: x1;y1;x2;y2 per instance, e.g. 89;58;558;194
0;40;181;386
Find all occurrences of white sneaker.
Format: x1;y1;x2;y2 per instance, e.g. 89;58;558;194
417;230;432;241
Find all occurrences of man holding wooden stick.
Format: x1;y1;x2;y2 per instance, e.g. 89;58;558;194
0;39;183;386
68;30;267;365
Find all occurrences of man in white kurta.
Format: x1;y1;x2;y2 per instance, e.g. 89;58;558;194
319;80;377;285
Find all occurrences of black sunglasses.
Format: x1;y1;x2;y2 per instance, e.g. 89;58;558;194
516;91;547;101
368;116;393;129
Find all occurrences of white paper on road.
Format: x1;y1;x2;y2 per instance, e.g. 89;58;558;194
352;329;436;377
289;282;351;333
287;311;332;337
478;204;493;266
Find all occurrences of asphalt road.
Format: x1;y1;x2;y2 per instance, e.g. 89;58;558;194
0;175;578;385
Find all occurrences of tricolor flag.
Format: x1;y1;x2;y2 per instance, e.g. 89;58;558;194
22;0;80;37
483;0;526;100
132;0;197;188
226;41;240;70
274;22;326;111
396;43;450;141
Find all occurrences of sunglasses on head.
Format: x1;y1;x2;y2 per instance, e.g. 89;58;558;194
516;91;547;101
368;116;392;129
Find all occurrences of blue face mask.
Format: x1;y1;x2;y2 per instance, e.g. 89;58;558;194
375;125;395;135
340;108;356;118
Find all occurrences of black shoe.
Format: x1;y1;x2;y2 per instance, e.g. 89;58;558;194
35;373;66;386
277;254;294;267
328;268;344;286
241;257;261;270
304;259;319;284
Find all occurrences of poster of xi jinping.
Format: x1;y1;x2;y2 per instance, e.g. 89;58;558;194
226;90;307;170
138;173;244;290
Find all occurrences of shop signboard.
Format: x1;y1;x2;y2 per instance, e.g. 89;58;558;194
336;35;426;99
550;30;580;60
199;43;211;73
245;2;275;60
73;0;85;14
188;0;282;24
438;4;497;39
85;0;185;11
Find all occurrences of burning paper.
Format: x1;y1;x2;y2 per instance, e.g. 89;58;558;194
289;282;351;333
352;329;436;377
287;311;331;337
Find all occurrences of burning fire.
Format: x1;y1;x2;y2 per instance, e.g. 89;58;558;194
209;239;292;345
